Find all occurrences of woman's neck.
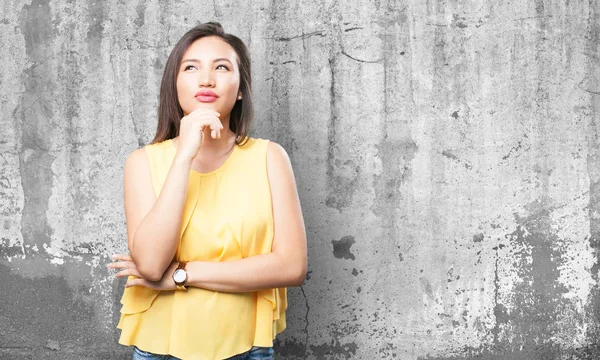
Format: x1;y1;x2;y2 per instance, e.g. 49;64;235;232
200;128;236;156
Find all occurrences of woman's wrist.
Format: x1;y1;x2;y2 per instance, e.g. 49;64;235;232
173;154;194;168
185;261;205;287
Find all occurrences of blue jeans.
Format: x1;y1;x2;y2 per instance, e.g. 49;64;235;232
133;346;274;360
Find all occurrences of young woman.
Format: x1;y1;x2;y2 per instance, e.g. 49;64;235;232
108;22;307;360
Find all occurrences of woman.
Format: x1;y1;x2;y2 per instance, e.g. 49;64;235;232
108;22;307;360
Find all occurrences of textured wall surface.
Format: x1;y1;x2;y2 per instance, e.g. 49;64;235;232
1;0;600;359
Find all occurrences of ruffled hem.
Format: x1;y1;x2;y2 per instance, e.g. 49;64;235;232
253;287;288;346
119;278;161;314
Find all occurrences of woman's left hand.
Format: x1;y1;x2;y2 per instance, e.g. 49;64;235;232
108;254;178;291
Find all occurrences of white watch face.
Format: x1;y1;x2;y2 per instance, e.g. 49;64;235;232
173;269;186;283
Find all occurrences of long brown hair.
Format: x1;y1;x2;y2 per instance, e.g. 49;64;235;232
151;22;253;145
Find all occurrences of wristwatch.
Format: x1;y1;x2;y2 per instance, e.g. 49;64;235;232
172;262;188;291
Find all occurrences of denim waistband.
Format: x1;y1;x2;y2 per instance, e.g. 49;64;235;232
133;346;274;360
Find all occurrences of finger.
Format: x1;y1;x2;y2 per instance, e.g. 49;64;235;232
189;108;210;116
115;268;142;278
189;108;220;118
115;269;129;278
206;122;220;140
125;278;149;288
107;260;136;269
209;120;221;129
111;254;132;261
214;122;223;139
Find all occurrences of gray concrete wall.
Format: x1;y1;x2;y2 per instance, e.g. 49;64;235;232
1;0;599;359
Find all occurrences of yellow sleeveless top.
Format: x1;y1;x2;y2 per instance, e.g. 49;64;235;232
117;137;287;360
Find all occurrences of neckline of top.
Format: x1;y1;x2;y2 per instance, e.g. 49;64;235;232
166;138;243;177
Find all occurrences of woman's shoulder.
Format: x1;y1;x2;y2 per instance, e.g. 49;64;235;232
143;139;175;160
240;137;290;157
145;138;174;151
240;137;285;152
125;139;174;170
237;136;266;152
239;137;289;159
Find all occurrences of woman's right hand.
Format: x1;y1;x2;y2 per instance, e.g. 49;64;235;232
176;108;223;161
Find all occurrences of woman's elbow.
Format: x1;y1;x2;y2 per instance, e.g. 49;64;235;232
288;262;307;287
132;256;166;282
130;244;169;281
136;265;163;282
274;251;306;287
142;269;164;282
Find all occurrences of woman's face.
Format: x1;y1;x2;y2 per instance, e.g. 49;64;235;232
176;36;241;118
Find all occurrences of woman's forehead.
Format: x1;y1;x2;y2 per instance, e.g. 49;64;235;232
183;36;238;63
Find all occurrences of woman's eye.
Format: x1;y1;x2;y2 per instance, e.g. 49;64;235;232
184;65;196;71
216;64;229;70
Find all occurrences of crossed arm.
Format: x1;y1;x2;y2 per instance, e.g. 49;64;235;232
108;141;307;292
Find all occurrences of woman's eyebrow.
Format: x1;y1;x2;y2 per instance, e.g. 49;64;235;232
213;58;233;64
181;58;233;64
181;58;201;64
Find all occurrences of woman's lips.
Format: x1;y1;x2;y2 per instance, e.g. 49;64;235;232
195;90;218;103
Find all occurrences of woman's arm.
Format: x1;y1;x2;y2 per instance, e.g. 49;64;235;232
123;109;223;281
123;149;191;281
115;141;308;291
186;142;307;291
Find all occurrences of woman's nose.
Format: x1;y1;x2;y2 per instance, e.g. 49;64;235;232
199;70;215;87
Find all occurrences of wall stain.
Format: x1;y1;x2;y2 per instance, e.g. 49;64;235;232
60;0;95;246
420;202;582;360
332;235;356;260
86;1;106;58
0;262;99;347
273;338;305;359
452;14;468;29
310;339;358;359
441;150;473;170
419;277;435;300
325;159;360;211
325;5;357;212
501;134;529;162
584;0;600;353
134;3;146;28
371;0;416;270
504;218;570;350
265;1;296;158
18;0;57;254
492;244;507;345
378;342;399;358
418;343;600;360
